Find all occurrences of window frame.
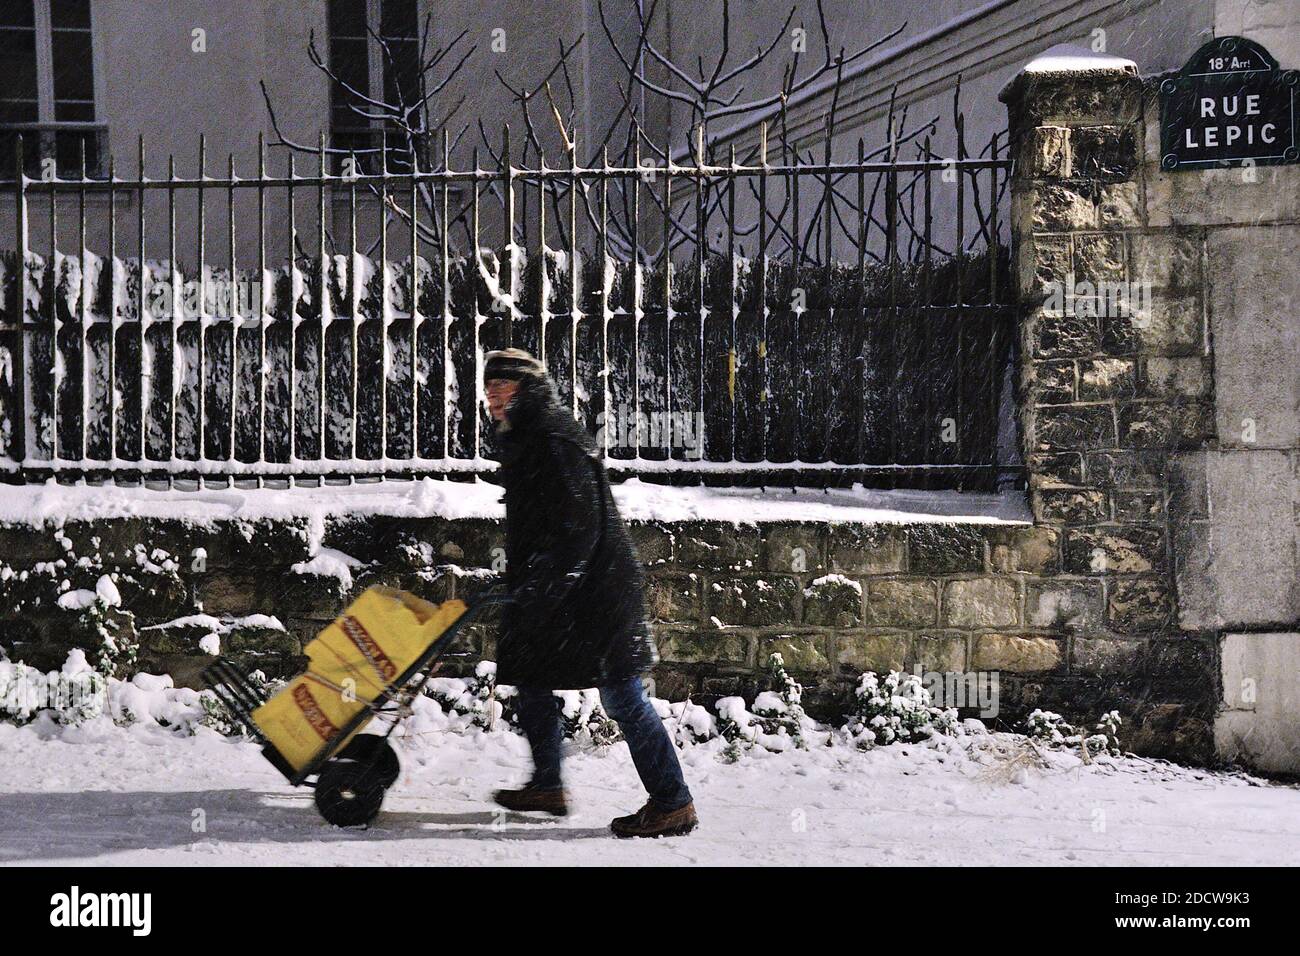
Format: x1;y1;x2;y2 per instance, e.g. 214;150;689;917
0;0;106;176
32;0;99;126
327;0;422;172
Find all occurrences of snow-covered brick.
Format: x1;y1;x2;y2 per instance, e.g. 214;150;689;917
807;573;862;595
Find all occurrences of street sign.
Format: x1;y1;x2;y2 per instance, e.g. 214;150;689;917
1159;36;1297;170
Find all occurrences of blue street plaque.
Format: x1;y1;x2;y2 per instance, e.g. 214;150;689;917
1159;36;1298;170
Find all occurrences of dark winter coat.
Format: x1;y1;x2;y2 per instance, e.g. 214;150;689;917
492;373;656;690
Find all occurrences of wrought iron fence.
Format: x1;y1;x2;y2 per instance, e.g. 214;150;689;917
0;124;1020;489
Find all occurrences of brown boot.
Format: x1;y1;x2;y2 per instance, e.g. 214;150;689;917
610;800;699;838
493;785;569;817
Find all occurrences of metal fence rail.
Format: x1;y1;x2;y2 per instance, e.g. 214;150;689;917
0;126;1019;489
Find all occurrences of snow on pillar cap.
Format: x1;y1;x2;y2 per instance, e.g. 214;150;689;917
999;43;1139;103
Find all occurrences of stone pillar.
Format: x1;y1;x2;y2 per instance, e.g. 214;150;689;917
1000;47;1219;762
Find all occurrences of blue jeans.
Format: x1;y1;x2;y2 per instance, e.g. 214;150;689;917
513;678;694;811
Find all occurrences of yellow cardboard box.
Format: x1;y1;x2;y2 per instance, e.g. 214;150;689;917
251;587;467;773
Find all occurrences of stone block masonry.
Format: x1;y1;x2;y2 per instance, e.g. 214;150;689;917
1002;41;1300;774
0;509;1217;763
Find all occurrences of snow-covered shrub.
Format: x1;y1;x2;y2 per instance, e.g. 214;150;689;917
0;642;238;736
0;660;55;724
659;697;717;746
49;650;107;725
92;604;140;679
423;662;516;730
1025;708;1122;756
717;695;757;745
754;653;808;749
0;650;108;726
198;690;242;736
1095;710;1122;754
469;661;506;728
716;695;809;756
54;575;139;680
843;670;958;748
107;672;216;734
424;676;492;728
557;689;621;746
715;696;755;762
715;654;819;758
48;569;140;679
1025;708;1069;743
419;663;634;746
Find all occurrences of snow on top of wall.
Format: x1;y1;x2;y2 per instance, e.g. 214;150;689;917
1022;44;1138;76
0;476;1030;528
0;477;503;527
1000;43;1139;101
610;479;1029;524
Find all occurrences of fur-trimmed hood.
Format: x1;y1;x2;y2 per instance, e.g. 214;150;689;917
499;368;598;457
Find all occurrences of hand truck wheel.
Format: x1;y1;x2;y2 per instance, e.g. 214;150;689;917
337;735;401;789
314;758;388;827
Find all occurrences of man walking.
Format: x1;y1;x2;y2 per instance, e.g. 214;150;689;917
483;348;698;838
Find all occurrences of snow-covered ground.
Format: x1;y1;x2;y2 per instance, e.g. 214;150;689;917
0;477;1288;866
2;717;1296;867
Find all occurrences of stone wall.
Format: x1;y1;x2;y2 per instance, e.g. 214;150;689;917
0;505;1216;761
5;38;1295;772
1001;42;1299;773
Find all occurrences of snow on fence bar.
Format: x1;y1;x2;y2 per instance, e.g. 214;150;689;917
0;132;1020;489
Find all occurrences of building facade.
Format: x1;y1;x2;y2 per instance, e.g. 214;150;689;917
3;0;1296;258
